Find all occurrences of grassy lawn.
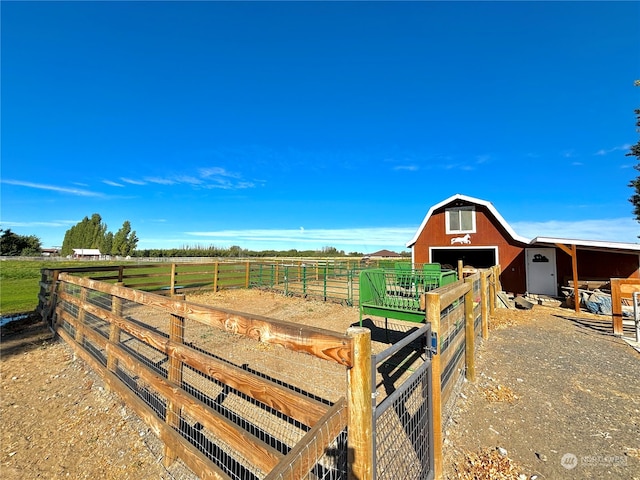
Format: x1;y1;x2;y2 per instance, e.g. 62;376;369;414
0;260;119;315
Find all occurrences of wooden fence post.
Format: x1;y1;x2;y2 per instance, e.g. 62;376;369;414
480;271;490;340
170;263;177;295
457;259;464;280
107;283;123;381
346;327;373;480
245;261;251;288
424;291;443;479
489;268;496;316
213;262;219;292
165;293;186;467
464;278;475;382
75;286;87;345
47;269;61;328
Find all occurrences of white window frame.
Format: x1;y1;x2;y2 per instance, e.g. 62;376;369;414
445;206;476;234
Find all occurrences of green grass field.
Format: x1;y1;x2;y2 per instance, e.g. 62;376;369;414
0;260;121;315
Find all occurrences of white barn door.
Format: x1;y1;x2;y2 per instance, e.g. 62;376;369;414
526;248;558;296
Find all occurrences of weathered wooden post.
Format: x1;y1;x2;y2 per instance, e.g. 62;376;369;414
424;291;443;479
106;283;123;380
457;259;464;280
47;269;61;328
346;326;373;480
170;263;177;295
75;286;87;345
245;261;251;288
213;261;219;292
164;293;186;467
480;270;490;339
464;276;476;382
489;268;496;316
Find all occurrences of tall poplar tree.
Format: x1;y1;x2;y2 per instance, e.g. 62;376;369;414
628;106;640;225
61;214;137;256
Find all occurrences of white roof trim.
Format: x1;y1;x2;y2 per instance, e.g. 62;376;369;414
532;237;640;252
406;193;530;248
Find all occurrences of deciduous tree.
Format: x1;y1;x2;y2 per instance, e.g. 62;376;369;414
0;229;42;256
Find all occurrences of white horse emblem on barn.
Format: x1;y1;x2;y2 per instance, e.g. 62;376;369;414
451;233;471;245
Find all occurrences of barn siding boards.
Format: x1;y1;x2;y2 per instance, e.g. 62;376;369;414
408;194;640;296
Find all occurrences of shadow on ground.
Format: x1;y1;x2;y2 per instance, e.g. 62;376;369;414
0;312;54;358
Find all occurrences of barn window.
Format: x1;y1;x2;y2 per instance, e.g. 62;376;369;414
446;206;476;234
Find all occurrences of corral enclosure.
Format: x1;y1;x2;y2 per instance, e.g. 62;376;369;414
37;260;499;480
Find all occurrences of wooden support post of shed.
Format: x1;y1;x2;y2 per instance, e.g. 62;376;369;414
424;291;444;479
346;327;373;480
556;243;580;313
457;259;464;280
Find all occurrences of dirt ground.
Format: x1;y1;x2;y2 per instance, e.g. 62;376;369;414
443;305;640;480
1;290;639;479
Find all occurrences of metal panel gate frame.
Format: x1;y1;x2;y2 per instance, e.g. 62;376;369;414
371;323;434;480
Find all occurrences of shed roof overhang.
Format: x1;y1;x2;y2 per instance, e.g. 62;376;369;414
530;237;640;254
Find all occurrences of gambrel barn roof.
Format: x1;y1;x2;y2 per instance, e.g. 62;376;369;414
407;193;530;247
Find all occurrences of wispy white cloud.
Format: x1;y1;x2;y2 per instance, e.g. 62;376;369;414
144;177;176;185
120;177;147;185
0;219;78;228
199;167;239;179
511;218;639;243
103;180;124;187
122;167;257;190
1;179;105;197
594;144;631;156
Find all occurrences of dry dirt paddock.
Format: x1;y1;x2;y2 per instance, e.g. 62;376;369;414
1;289;639;479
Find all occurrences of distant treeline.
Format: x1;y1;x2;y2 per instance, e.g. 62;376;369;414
130;245;376;258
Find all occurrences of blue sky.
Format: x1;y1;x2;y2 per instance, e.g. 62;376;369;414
2;1;639;253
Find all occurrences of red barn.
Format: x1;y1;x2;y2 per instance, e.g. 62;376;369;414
406;194;640;296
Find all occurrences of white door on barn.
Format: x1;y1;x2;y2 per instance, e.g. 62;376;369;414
525;248;558;296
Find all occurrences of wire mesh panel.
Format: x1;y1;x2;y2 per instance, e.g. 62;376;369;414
439;298;466;415
372;325;434;480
